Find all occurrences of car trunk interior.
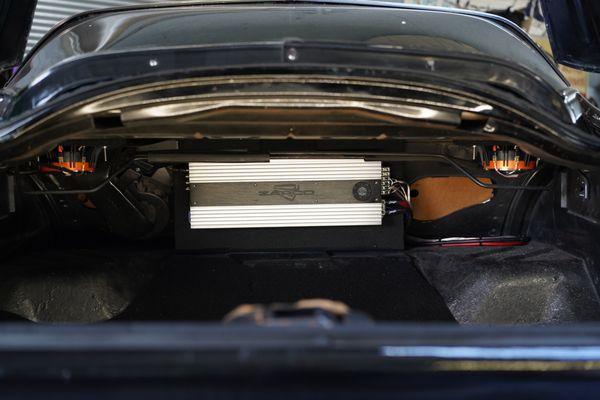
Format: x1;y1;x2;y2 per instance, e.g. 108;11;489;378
2;134;600;326
4;238;598;324
0;74;598;326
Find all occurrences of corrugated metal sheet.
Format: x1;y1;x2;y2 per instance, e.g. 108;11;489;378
26;0;167;53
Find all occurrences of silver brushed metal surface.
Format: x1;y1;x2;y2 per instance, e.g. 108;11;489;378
188;159;383;229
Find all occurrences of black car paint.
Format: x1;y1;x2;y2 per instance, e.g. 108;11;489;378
7;1;569;96
541;0;600;73
2;2;600;393
0;0;36;71
0;1;597;169
0;54;597;169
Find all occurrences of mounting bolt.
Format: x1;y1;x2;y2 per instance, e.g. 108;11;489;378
483;122;496;133
286;47;298;62
576;174;590;200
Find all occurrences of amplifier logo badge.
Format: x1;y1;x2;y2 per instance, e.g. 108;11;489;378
258;184;315;201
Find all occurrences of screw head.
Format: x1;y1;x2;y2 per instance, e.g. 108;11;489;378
483;122;496;133
286;48;298;61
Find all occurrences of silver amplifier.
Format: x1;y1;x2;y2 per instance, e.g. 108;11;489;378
188;159;384;229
